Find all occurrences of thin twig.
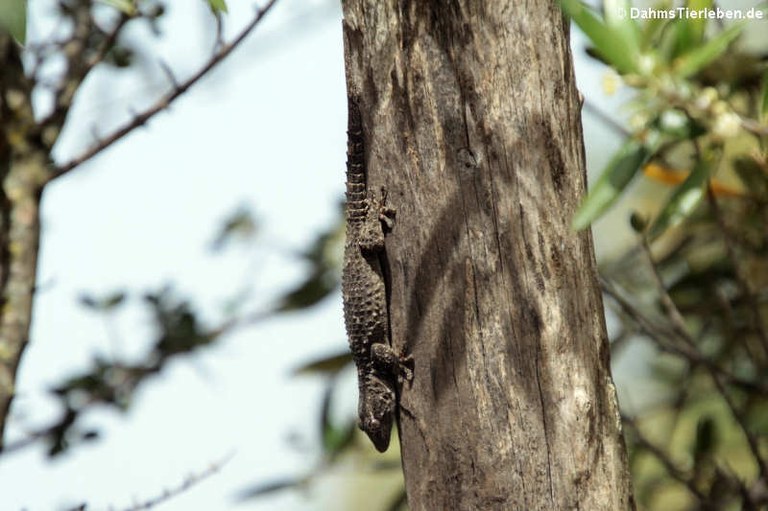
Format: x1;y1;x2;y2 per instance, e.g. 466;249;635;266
51;0;280;179
119;452;235;511
582;100;631;137
638;237;768;480
705;185;768;357
639;237;693;343
600;277;767;394
623;414;707;502
0;303;272;457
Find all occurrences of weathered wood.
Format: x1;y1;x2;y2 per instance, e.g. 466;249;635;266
341;1;634;509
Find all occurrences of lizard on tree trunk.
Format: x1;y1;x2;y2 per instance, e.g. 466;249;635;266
342;95;412;452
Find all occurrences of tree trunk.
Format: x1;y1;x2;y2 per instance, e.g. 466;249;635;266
341;1;635;509
0;34;46;447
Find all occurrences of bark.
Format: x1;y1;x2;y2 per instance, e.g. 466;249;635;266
341;1;634;509
0;34;45;447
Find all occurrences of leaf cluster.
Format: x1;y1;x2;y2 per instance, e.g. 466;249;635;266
562;0;768;239
560;2;768;509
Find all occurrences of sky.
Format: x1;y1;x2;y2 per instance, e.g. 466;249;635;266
1;1;357;509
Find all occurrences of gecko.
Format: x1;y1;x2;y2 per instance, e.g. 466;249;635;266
341;95;412;452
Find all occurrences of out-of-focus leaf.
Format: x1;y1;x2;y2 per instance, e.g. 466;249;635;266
386;490;409;511
671;0;712;57
572;140;651;230
370;458;406;471
275;220;343;312
693;416;717;461
733;157;768;199
559;0;640;74
0;0;26;43
760;69;768;122
320;380;356;458
78;291;126;311
674;22;744;78
210;205;258;252
207;0;228;14
143;287;216;356
667;261;732;313
103;292;126;309
653;109;706;140
98;0;136;15
237;478;305;500
275;271;338;312
648;156;712;239
629;212;648;233
644;162;743;198
293;351;352;376
105;46;134;68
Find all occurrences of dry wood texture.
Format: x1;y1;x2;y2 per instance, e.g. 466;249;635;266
341;1;635;509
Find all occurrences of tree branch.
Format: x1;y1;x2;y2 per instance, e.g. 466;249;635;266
39;7;132;148
623;414;706;502
638;238;768;479
119;453;233;511
50;0;279;179
600;276;768;394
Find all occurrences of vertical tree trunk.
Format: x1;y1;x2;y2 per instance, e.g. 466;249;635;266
0;34;45;446
341;1;634;509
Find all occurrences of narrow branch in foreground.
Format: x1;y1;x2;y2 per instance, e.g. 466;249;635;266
119;453;233;511
623;415;706;502
40;10;132;143
51;0;279;179
639;238;768;478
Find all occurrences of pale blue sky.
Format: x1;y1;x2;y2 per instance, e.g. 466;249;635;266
3;1;351;509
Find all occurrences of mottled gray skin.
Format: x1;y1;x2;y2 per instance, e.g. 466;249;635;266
342;98;411;452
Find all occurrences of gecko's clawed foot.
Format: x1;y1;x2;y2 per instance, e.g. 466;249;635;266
371;343;413;383
398;353;414;383
378;187;396;231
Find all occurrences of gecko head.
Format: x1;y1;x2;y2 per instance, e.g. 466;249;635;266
359;379;396;452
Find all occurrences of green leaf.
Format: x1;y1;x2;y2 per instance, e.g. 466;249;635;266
733;157;768;199
572;140;651;230
0;0;26;43
559;0;640;74
210;205;258;252
320;381;356;458
78;291;127;311
648;156;712;239
275;270;338;312
693;416;717;461
672;0;712;56
207;0;228;14
760;69;768;122
386;491;409;511
293;351;352;376
674;22;744;78
237;478;305;500
98;0;136;15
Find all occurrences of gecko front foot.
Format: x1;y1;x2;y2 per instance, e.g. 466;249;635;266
371;343;414;382
378;187;396;231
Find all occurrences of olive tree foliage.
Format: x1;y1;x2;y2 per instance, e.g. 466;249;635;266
557;1;768;509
